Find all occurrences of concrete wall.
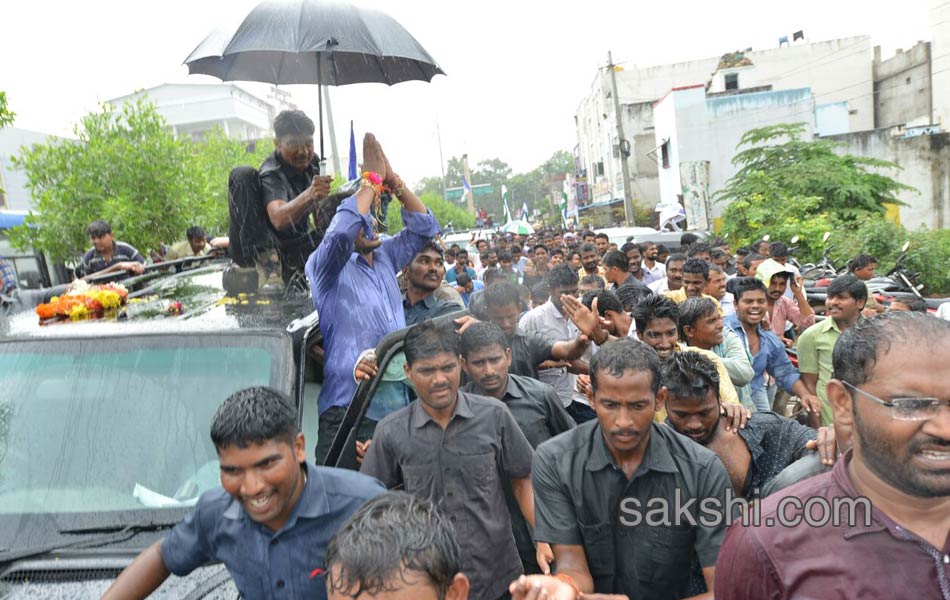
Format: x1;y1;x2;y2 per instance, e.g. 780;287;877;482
0;127;56;211
816;102;851;136
707;36;873;132
873;41;932;128
655;87;816;217
825;128;950;230
933;0;950;128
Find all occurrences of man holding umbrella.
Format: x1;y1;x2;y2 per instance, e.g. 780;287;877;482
307;133;441;463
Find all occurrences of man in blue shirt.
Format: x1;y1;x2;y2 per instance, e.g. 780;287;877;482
445;249;476;283
103;387;384;600
307;134;440;463
724;277;820;415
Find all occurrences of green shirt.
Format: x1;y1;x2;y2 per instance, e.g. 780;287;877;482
796;318;842;426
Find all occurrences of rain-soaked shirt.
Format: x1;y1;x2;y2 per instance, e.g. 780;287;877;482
161;463;385;600
259;150;320;242
306;194;440;415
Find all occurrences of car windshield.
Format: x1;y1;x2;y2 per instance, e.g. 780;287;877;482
0;332;292;518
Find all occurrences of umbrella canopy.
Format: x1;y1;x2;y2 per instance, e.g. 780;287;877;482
500;220;535;235
184;0;444;86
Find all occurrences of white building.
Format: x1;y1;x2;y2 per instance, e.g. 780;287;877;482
653;86;818;226
107;83;293;142
932;0;950;128
0;127;55;212
575;36;873;216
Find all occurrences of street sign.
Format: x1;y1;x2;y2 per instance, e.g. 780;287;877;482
445;184;494;201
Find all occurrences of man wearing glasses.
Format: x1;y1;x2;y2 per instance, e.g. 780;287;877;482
715;312;950;599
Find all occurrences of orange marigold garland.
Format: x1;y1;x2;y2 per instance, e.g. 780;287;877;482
35;283;130;323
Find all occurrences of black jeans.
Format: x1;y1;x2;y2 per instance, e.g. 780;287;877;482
315;405;377;466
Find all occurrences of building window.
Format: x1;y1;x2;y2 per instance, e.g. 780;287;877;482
660;141;671;169
595;161;605;177
725;73;739;91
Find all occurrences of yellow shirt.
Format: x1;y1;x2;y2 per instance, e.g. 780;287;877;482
165;240;211;261
654;345;740;422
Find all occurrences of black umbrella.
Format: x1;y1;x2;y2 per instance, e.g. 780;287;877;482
184;0;445;157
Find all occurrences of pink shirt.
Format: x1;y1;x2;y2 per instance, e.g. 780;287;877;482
767;296;814;336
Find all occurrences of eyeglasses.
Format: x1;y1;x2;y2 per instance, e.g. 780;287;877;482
841;381;949;422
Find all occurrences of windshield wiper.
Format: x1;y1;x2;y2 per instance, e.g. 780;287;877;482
0;520;180;569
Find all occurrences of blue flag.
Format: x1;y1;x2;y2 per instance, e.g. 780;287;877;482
348;121;358;181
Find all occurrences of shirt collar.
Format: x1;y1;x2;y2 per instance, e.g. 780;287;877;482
542;299;566;321
502;375;524;400
222;463;328;528
586;423;678;475
410;390;472;429
402;290;437;309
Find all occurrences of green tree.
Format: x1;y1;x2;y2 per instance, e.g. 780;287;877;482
413;175;444;198
0;92;13;129
718;123;914;261
10;99;192;262
386;192;475;234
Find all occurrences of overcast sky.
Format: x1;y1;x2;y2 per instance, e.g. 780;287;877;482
0;0;932;185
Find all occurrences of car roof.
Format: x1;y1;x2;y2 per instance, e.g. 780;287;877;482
2;261;317;341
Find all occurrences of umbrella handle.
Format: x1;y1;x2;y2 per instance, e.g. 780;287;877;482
317;54;324;161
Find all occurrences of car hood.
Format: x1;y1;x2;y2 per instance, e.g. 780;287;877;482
1;556;236;599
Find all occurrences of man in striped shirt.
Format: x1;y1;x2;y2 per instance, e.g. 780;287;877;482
76;220;146;278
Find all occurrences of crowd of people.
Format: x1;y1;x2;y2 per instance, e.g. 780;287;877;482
85;122;950;600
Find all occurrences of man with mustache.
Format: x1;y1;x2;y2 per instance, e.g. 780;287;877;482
361;320;544;600
661;352;832;499
307;134;440;463
796;275;866;427
531;339;733;599
402;241;464;326
716;312;950;600
648;253;686;294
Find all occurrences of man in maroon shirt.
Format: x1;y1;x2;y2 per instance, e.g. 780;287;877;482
715;312;950;599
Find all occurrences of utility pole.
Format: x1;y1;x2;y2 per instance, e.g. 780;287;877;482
436;120;447;201
323;86;341;176
608;51;635;226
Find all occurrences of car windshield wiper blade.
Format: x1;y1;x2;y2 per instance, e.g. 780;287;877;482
0;520;180;569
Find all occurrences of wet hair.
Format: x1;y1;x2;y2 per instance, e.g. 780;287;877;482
666;252;688;266
632;293;679;333
497;250;513;263
482;267;508;287
603;250;629;271
742;253;765;270
769;242;789;259
325;491;463;599
616;285;654;313
735;246;751;259
656;244;670;255
186;226;206;241
708;264;726;276
546;263;579;289
273;109;315;138
686;243;712;258
589;339;662;395
484;282;520;310
828;274;868;303
594;232;609;241
456;272;472;287
530;281;550;305
444;247;457;259
753;238;770;251
581;290;623;317
678;297;720;340
890;296;928;312
681;258;710;280
417;240;444;260
680;232;700;247
550;248;564;257
710;248;729;263
580;274;606;290
847;254;877;272
210;386;299;450
661;351;721;402
732;277;768;301
620;242;640;255
456;249;469;259
404;320;460;366
460;321;510;357
579;242;598;255
533;244;548;254
832;312;950;386
87;220;112;237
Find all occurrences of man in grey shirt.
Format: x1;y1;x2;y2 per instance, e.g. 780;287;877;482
361;320;544;600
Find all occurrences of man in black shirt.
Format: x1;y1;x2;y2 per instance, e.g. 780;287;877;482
532;339;732;599
258;110;336;277
461;321;575;575
660;352;825;500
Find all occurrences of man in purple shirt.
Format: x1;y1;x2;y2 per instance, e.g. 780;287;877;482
715;312;950;599
306;134;440;462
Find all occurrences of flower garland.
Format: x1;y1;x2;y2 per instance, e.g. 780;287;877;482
36;283;129;322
